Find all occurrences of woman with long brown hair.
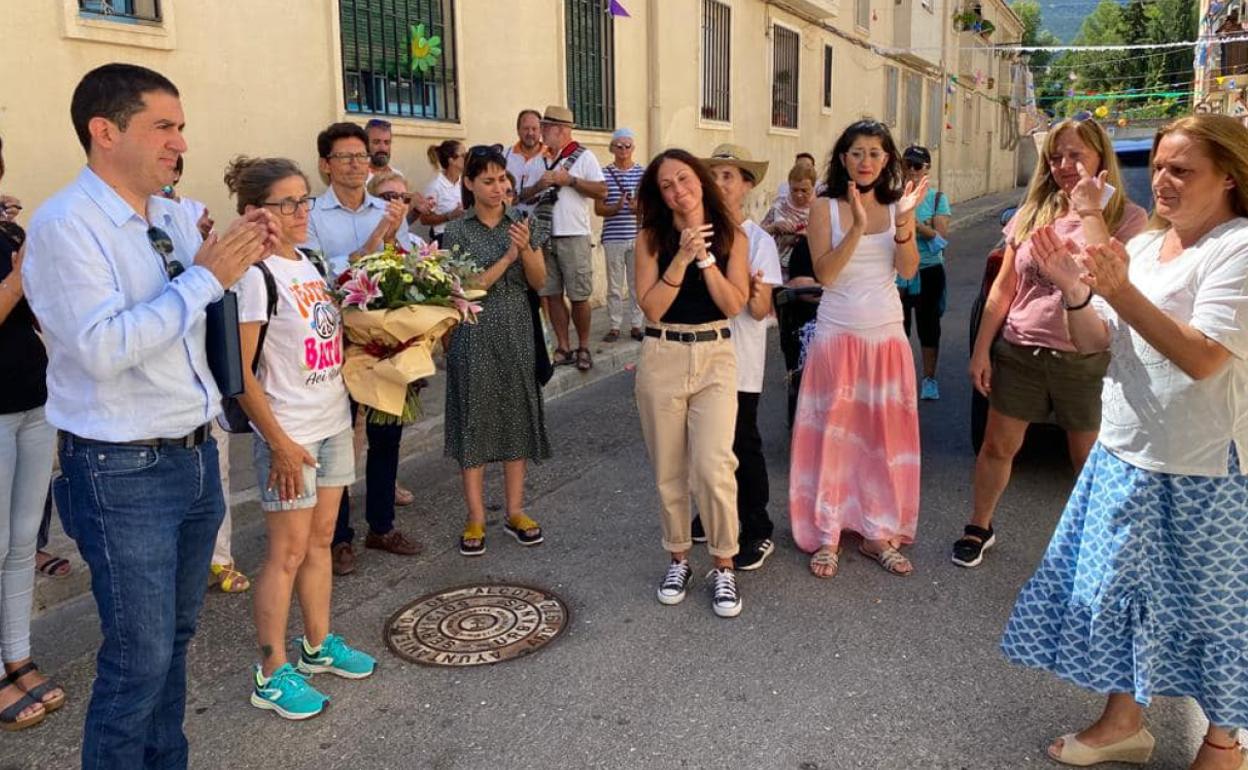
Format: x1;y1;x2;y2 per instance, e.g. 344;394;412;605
633;148;749;618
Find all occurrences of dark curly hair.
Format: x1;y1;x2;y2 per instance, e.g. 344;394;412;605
822;119;903;205
636;148;736;268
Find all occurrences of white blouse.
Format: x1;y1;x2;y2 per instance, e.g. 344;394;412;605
424;172;462;236
1095;220;1248;476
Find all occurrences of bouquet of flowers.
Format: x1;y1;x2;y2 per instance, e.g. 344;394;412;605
335;242;483;423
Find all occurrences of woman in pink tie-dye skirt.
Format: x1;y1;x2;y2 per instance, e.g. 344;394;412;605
789;120;926;579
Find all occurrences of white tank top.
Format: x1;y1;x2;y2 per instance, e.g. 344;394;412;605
815;198;904;332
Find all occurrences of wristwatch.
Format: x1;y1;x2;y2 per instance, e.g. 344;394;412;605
696;256;716;269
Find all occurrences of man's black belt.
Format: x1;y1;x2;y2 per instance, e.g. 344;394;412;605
644;327;731;343
65;423;212;450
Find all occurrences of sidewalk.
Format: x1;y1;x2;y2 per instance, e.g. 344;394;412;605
33;306;644;616
31;185;1026;616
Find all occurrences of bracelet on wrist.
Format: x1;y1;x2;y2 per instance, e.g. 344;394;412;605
1062;289;1094;311
696;256;717;270
661;275;682;289
1075;208;1103;218
893;231;914;245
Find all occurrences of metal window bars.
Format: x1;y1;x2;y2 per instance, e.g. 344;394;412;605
340;0;459;122
77;0;161;23
702;0;731;122
771;25;799;129
565;0;616;131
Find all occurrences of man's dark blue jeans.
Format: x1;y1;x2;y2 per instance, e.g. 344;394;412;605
56;434;224;770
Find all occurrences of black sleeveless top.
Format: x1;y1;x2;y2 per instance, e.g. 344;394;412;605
655;239;726;325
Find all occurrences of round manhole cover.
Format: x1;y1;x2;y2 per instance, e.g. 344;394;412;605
385;584;569;667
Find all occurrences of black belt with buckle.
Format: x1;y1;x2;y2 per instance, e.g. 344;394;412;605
644;327;732;343
66;423;212;450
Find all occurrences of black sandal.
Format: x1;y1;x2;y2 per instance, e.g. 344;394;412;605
576;347;593;372
0;675;45;732
951;524;995;569
8;662;64;713
552;348;575;367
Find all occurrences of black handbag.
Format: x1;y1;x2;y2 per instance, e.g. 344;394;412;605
205;291;244;398
528;288;553;387
216;263;278;433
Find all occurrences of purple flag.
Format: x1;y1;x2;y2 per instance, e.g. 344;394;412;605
609;0;630;17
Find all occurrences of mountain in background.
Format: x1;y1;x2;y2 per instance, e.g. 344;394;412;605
1025;0;1104;42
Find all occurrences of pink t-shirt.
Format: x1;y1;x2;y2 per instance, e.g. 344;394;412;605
1002;203;1149;351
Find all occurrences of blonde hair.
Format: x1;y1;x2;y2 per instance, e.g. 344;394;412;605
366;171;407;197
788;163;818;186
1148;114;1248;229
1013;119;1128;241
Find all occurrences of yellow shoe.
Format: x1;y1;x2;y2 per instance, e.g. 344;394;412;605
460;522;486;557
504;513;544;546
209;562;251;593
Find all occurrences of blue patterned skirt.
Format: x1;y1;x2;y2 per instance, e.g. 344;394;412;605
1001;442;1248;728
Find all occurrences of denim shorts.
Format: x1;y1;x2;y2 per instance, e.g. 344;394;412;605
252;427;355;512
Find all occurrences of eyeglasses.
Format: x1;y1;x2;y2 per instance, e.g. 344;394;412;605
147;225;185;281
327;152;370;164
377;191;414;203
468;144;505;158
262;196;315;215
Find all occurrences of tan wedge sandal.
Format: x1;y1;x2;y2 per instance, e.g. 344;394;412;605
1047;727;1155;767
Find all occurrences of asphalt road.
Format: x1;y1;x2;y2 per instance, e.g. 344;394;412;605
11;208;1214;769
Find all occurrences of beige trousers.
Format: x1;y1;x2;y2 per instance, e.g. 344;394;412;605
635;322;740;558
209;421;233;567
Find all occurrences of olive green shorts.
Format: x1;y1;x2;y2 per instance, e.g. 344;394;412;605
989;337;1109;433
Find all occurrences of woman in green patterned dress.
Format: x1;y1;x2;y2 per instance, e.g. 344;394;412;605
443;145;550;556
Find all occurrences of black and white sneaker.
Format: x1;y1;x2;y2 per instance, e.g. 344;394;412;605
733;538;775;571
707;568;742;618
656;560;693;605
951;524;996;568
690;516;707;544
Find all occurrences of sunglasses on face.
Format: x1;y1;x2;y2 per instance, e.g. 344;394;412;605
612;143;633;151
378;191;414;203
904;161;928;171
147;225;185;281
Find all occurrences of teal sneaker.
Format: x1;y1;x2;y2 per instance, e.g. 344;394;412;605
296;634;376;679
249;663;327;721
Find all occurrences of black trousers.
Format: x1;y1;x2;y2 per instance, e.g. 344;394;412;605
734;391;773;543
333;404;404;545
900;263;946;349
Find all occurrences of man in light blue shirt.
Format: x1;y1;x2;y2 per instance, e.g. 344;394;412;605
304;122;408;278
22;63;271;770
303;122;423;576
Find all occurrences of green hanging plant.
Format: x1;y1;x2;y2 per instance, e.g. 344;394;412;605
409;23;443;74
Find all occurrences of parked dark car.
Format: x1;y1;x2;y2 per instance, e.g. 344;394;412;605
967;138;1154;453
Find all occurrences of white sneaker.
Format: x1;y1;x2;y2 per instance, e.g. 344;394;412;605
656;560;692;605
708;568;742;618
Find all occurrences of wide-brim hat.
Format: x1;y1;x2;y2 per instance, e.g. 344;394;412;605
702;143;768;185
540;105;576;126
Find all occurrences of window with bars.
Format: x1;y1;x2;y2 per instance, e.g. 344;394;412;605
884;66;899;127
855;0;870;30
566;0;616;131
822;45;834;110
903;72;923;147
701;0;731;122
771;25;799;129
926;78;943;149
340;0;459;122
78;0;160;22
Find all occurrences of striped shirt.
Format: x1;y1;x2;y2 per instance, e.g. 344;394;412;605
600;163;644;243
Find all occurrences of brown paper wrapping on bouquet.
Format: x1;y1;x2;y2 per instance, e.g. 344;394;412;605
340;305;462;416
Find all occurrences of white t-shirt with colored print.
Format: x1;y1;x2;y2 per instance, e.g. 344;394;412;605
236;253;352;445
